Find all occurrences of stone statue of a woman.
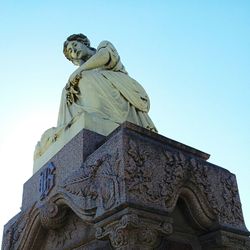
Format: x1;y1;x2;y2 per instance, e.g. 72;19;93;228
34;34;157;172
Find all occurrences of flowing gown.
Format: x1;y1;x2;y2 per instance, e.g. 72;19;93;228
34;41;157;161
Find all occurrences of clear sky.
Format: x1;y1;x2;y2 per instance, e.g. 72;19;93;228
0;0;249;244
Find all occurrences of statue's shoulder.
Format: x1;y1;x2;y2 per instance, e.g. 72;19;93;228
97;40;126;73
97;40;117;53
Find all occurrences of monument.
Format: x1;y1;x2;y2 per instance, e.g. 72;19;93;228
2;34;250;250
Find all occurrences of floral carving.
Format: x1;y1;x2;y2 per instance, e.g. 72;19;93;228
65;74;81;105
60;152;122;216
189;158;219;214
161;150;188;202
126;140;190;206
219;173;243;225
125;139;246;229
126;140;156;200
126;140;216;209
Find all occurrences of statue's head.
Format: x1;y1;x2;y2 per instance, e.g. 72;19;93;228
63;34;96;64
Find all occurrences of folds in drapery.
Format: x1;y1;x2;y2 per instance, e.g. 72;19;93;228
57;69;156;130
34;40;157;163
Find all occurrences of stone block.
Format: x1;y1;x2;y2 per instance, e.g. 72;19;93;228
2;122;250;250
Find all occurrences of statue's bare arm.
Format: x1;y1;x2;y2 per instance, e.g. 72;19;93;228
81;48;110;70
68;48;110;84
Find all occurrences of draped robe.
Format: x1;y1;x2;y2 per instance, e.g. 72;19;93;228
34;41;157;163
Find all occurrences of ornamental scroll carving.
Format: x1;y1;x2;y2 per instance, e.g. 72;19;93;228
125;139;244;227
96;213;173;249
39;202;68;229
60;151;122;218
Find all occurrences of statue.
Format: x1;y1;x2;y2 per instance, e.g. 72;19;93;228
34;34;157;171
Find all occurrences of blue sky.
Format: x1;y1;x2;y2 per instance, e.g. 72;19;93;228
0;0;249;243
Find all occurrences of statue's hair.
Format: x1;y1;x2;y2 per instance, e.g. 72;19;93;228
63;33;96;61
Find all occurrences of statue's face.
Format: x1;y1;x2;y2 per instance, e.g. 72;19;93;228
66;40;89;64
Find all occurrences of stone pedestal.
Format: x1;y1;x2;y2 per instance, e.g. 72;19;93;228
2;122;250;249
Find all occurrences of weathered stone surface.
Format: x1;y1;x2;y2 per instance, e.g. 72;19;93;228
2;122;250;250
